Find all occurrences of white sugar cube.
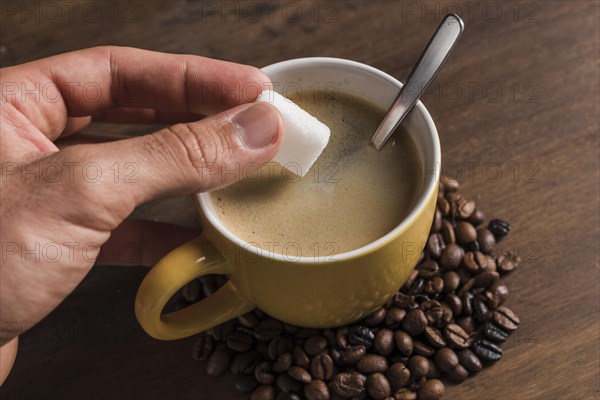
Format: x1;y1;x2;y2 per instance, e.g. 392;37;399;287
256;90;330;177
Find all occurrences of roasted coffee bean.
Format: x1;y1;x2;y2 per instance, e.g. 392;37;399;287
461;292;474;316
462;251;490;274
407;278;425;295
455;316;477;335
400;270;419;294
356;354;388;373
458;198;476;219
340;345;366;365
467;208;485;226
206;347;231;377
182;280;201;303
442;272;460;294
394;330;413;357
421;300;443;326
305;335;328;356
433;347;458;373
494;284;510;306
473;294;492;322
349;326;375;349
412;341;435;357
457;277;475;297
305;380;330;400
473;338;503;362
488;219;510;237
273;352;293;373
444;324;471;349
210;320;236;341
440;302;453;325
467;240;480;252
277;373;303;393
226;331;254;352
288;366;312;383
425;277;444;295
255;361;275;385
367;373;391;400
437;197;451;216
401;309;427;336
457;349;482;373
440;244;463;270
336;327;350;349
445;364;469;383
323;329;336;347
385;308;407;327
497;251;521;273
426;233;445;259
237;325;256;336
254;320;284;342
444;293;462;315
393;388;417;400
311;354;334;380
293;346;311;369
456;221;477;245
268;336;294;360
477;228;496;254
408;355;429;378
251;385;276;400
417;379;445;400
257;342;270;359
426;359;441;379
474;271;500;289
238;312;259;328
331;372;367;398
424;326;447;348
441;175;459;192
192;334;214;361
386;363;411;389
431;209;443;233
330;347;344;367
441;220;456;245
366;307;387;326
374;328;395;356
393;293;416;309
417;260;440;279
493;306;520;331
236;374;259;393
231;351;261;375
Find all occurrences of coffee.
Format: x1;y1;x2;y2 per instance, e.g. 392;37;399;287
209;89;423;255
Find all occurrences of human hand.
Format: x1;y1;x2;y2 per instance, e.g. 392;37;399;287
0;46;284;373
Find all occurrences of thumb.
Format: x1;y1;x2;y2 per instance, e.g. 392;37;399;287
56;102;284;209
137;102;284;199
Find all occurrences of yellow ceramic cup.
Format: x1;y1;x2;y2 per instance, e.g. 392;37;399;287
135;58;441;340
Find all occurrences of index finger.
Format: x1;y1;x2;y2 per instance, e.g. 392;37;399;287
2;46;271;137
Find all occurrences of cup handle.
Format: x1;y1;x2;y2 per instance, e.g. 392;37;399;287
135;236;254;340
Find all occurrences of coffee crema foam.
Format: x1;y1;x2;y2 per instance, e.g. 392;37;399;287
210;89;423;257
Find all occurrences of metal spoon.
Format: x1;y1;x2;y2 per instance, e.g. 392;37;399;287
371;14;464;150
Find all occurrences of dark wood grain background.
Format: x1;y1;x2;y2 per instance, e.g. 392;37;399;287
1;1;599;399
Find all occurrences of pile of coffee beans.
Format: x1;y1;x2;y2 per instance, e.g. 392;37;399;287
184;176;521;400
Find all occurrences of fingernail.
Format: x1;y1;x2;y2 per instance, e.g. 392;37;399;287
233;103;279;149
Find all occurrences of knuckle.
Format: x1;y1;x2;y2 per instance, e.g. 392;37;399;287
162;120;236;175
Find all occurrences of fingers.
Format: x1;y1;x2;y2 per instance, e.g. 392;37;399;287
2;46;270;140
96;220;200;267
38;102;283;226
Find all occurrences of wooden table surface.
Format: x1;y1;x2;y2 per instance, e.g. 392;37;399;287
1;1;599;399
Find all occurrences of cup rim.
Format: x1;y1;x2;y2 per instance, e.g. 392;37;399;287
197;57;441;263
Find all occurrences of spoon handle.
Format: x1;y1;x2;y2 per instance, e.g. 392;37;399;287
371;14;464;150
